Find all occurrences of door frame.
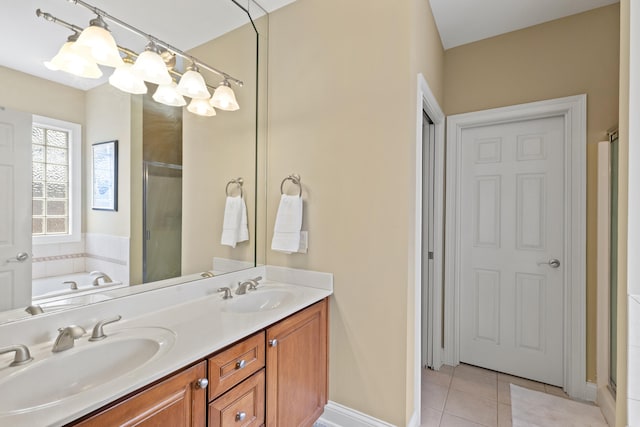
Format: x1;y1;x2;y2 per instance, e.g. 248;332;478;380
412;73;445;427
444;95;588;399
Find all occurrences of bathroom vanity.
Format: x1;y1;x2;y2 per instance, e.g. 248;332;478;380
72;300;327;426
0;266;332;427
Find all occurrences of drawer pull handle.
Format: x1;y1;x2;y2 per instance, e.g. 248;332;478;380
196;378;209;389
269;339;278;347
235;359;246;369
236;411;247;421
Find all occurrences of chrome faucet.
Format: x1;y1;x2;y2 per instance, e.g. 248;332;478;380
218;287;233;299
90;271;113;286
64;280;78;290
25;305;44;315
89;315;122;341
0;344;33;366
235;276;263;295
200;271;215;278
52;325;86;352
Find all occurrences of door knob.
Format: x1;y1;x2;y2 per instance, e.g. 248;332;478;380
537;258;560;268
6;252;29;263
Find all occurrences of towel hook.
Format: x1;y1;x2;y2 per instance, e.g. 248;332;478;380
225;177;244;197
280;174;302;197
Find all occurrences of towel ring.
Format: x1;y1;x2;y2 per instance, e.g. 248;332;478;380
225;177;244;197
280;174;302;197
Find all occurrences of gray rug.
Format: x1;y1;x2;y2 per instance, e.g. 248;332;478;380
511;384;607;426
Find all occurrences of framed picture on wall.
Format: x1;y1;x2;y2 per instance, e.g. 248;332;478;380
92;140;118;211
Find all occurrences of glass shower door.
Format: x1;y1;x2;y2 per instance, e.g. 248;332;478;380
143;161;183;283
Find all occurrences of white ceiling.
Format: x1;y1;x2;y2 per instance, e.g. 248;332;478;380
429;0;620;49
0;0;296;90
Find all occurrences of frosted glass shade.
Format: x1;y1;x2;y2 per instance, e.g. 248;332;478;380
153;81;186;107
210;84;239;111
74;25;123;68
109;63;148;94
45;42;103;79
187;98;216;117
132;50;172;85
177;69;211;99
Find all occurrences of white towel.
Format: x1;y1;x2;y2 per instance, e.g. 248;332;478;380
271;194;303;253
221;196;249;247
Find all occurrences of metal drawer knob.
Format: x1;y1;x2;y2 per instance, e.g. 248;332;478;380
235;359;246;369
196;378;209;389
236;411;247;421
269;339;278;347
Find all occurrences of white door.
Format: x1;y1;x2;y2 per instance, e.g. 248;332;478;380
459;115;564;386
422;112;436;368
0;107;32;311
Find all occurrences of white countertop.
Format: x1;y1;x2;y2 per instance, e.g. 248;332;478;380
0;266;333;427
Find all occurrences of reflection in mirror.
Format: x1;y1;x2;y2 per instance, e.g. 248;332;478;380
0;0;268;323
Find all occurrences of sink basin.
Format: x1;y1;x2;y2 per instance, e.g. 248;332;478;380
222;289;295;313
0;327;175;414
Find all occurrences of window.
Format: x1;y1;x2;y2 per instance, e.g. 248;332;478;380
32;116;81;244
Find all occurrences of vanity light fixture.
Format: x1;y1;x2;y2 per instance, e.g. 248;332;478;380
187;98;217;117
153;80;187;107
37;1;244;117
108;55;147;94
44;32;103;79
210;79;240;111
177;63;211;99
73;14;124;68
131;42;173;85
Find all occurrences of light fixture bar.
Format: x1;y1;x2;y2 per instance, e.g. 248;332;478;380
65;0;243;87
37;9;232;92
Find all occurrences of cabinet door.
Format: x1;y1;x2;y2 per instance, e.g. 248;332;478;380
209;369;265;427
73;362;207;427
266;299;327;427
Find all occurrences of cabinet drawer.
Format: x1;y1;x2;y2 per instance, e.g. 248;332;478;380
209;369;265;427
209;331;265;400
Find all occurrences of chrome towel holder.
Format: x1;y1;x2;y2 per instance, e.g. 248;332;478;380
225;177;244;197
280;174;302;197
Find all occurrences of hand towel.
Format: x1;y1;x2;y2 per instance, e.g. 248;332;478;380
271;194;303;253
238;197;249;243
221;196;244;247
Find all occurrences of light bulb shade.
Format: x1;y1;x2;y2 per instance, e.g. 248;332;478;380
74;25;123;68
176;69;211;99
109;63;148;94
132;50;172;85
152;81;186;107
45;42;103;79
187;98;216;117
210;84;240;111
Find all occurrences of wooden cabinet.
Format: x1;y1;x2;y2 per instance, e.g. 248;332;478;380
266;299;328;427
73;362;207;427
208;370;265;427
208;331;265;400
68;298;328;427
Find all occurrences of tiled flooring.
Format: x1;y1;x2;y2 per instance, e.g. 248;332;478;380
421;363;571;427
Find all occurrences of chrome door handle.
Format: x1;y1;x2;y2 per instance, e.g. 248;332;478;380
7;252;29;263
537;258;560;268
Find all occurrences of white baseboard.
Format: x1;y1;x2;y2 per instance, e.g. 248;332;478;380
597;385;616;427
316;401;397;427
406;411;418;427
585;381;598;402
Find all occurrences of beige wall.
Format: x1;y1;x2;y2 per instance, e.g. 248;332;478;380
0;66;85;124
85;84;134;238
616;1;629;425
443;4;620;383
267;0;443;424
181;20;259;275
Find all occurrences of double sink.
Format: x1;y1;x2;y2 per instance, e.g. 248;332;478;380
0;283;295;416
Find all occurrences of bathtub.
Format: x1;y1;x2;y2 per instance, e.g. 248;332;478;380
32;272;127;300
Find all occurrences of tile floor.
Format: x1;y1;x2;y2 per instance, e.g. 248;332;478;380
421;363;572;427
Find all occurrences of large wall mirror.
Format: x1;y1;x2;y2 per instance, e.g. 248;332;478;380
0;0;268;323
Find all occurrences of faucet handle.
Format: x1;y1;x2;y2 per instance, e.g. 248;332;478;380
0;344;33;367
89;315;122;341
218;287;233;299
248;276;262;290
59;325;86;339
